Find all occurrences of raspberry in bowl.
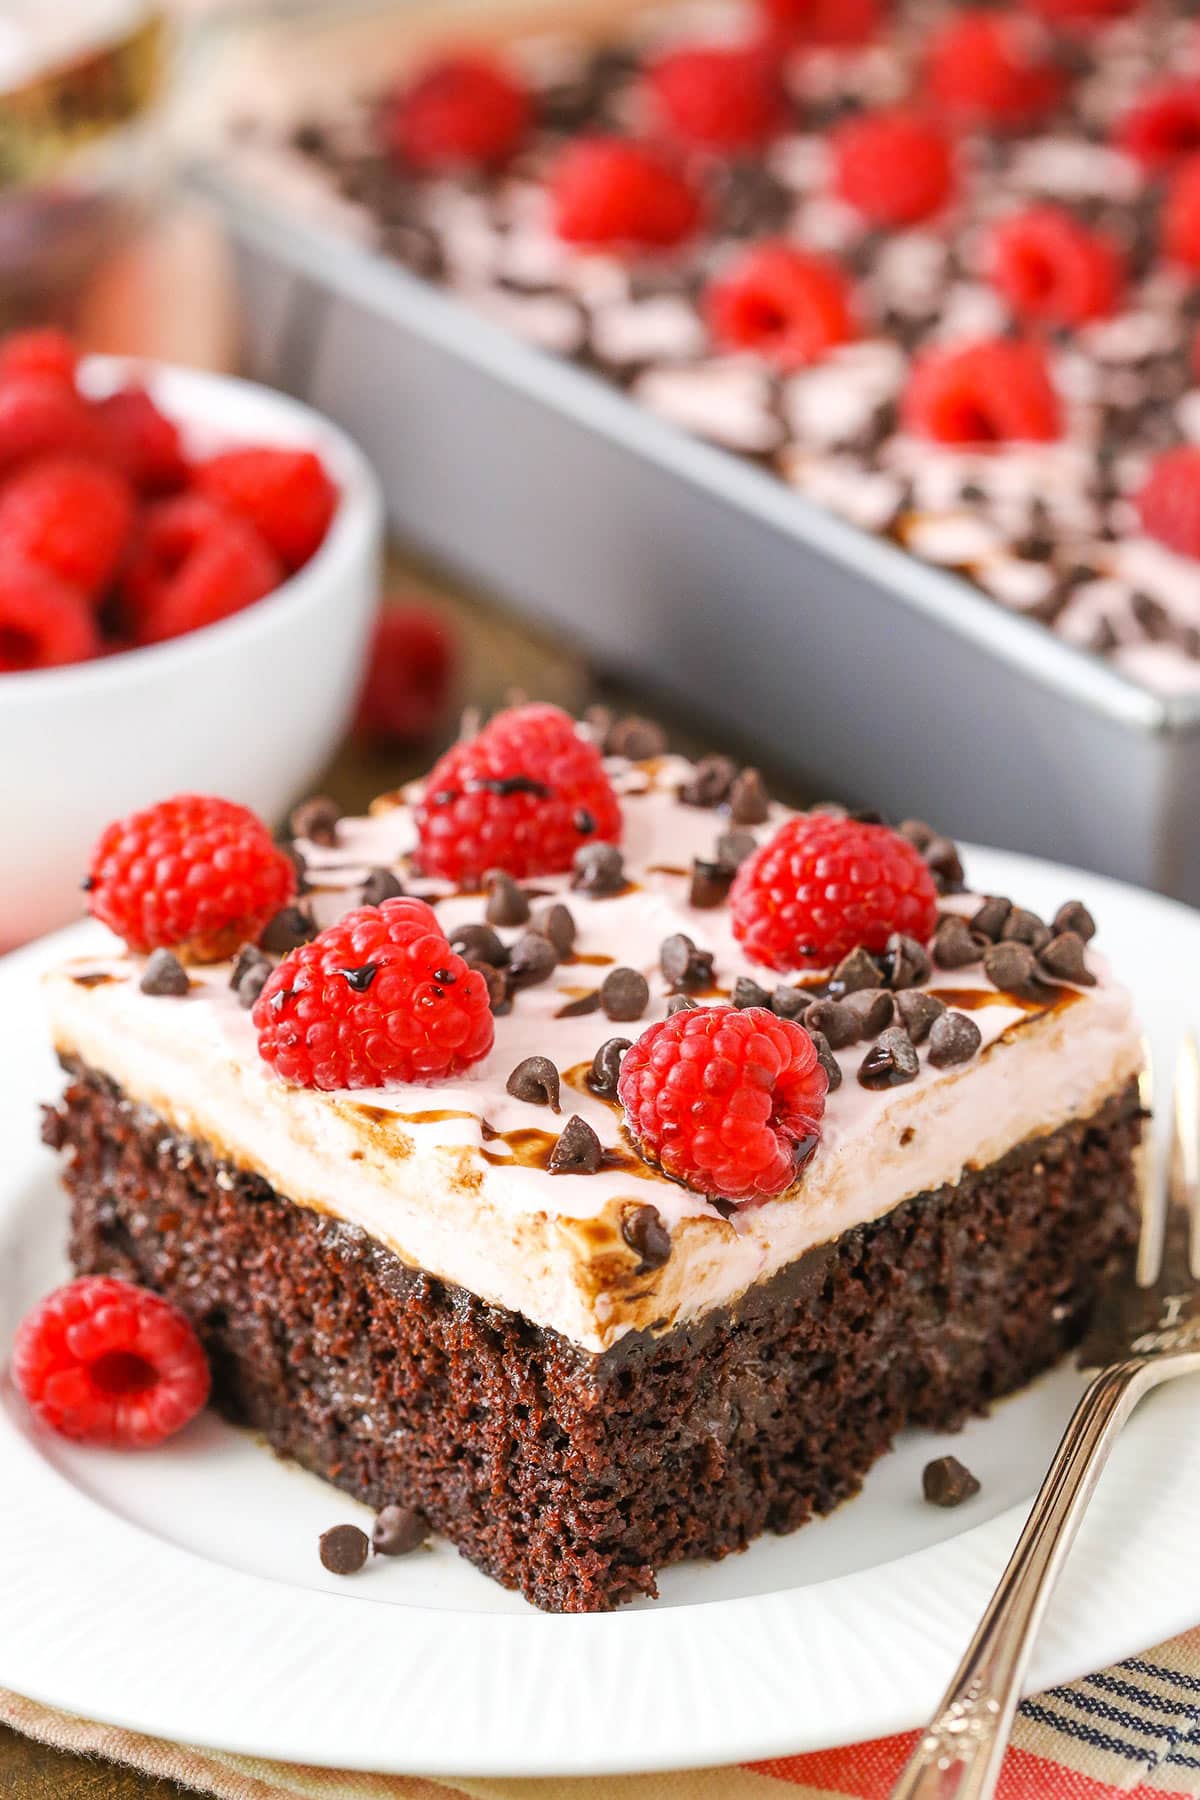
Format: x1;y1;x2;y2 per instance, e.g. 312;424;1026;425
0;345;382;947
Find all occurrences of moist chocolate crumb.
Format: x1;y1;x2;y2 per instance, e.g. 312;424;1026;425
259;905;317;954
660;933;713;991
507;932;559;989
361;867;404;906
895;989;946;1044
372;1504;428;1557
666;994;698;1015
484;869;531;927
927;1010;983;1068
898;818;935;851
830;945;883;995
621;1202;671;1272
1053;899;1096;943
571;842;625;895
600;966;650;1021
858;1026;920;1088
881;933;932;991
1000;907;1052;952
922;1455;981;1508
804;998;858;1050
931;916;984;970
506;1055;562;1111
728;767;770;825
230;944;273;1009
606;715;667;760
450;923;508;967
1039;931;1096;986
715;829;757;870
139;949;190;997
770;984;811;1021
589;1036;631;1099
732;975;770;1010
807;1028;843;1091
841;988;894;1038
982;939;1041;996
548;1114;603;1174
970;896;1012;942
923;835;965;893
319;1523;370;1574
535;902;576;956
468;959;509;1012
688;860;734;909
290;795;341;846
677;755;736;808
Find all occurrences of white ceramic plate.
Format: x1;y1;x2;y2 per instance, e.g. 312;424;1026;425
2;846;1199;1779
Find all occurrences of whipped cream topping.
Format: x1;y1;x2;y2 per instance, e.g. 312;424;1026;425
46;755;1143;1353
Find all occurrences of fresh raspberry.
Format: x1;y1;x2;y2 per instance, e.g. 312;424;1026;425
729;813;938;971
902;338;1061;445
1136;446;1200;559
1027;0;1139;20
353;604;458;747
618;1005;828;1204
925;12;1066;131
382;53;531;171
94;385;189;494
757;0;884;48
0;375;103;472
13;1276;210;1448
550;137;703;252
0;327;79;387
0;456;133;601
705;242;856;369
120;494;282;646
0;557;98;671
253;896;495;1090
416;701;622;884
988;206;1123;326
87;793;296;960
1162;154;1200;270
1117;81;1200;167
646;44;786;152
831;110;956;228
194;447;336;571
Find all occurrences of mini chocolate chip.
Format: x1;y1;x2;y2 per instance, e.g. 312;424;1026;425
621;1202;671;1271
1053;899;1096;943
607;715;667;760
770;984;812;1020
372;1504;428;1557
1001;906;1051;951
290;794;340;846
259;905;317;953
230;943;273;1008
924;835;965;892
927;1010;983;1067
535;902;576;956
881;933;931;990
600;966;649;1021
922;1455;980;1508
688;860;734;909
589;1036;631;1099
139;949;189;997
732;975;770;1010
895;989;945;1044
548;1114;603;1174
830;945;883;995
898;818;935;851
484;869;531;927
660;932;713;991
506;1055;561;1111
467;959;508;1011
1038;931;1096;986
361;867;403;906
507;932;558;989
858;1026;919;1088
807;1028;843;1092
450;923;508;967
319;1523;370;1575
667;994;698;1014
678;755;736;808
715;829;757;870
841;988;894;1037
571;842;625;895
931;916;984;970
804;998;858;1050
970;895;1012;942
728;767;770;825
982;939;1040;996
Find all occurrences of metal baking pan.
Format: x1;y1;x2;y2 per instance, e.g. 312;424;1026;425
188;8;1200;903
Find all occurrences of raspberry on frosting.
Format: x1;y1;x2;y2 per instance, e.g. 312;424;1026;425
988;206;1123;327
831;110;956;228
1027;0;1139;18
382;53;532;171
704;242;856;369
1117;81;1200;168
1136;446;1200;560
254;896;495;1089
617;1005;828;1204
757;0;884;48
902;338;1062;445
1163;154;1200;270
0;456;134;601
925;11;1066;131
416;701;621;883
729;813;939;971
0;558;98;672
646;44;786;152
549;137;703;252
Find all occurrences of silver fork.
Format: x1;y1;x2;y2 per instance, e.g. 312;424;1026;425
893;1035;1200;1800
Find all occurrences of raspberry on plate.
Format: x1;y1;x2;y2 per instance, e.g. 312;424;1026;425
617;1005;828;1203
757;0;884;48
354;603;457;747
415;701;622;883
254;896;495;1089
1163;154;1200;270
13;1275;210;1448
646;44;786;152
0;456;134;601
87;793;296;961
729;812;938;970
705;241;856;369
831;110;956;228
0;327;78;387
0;557;98;672
988;206;1123;326
194;446;336;571
1136;446;1200;559
95;385;189;494
120;493;283;646
550;137;703;252
0;375;103;472
925;11;1066;131
382;52;532;172
902;338;1062;445
1117;81;1200;168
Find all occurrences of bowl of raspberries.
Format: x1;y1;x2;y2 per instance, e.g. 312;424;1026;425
0;328;382;948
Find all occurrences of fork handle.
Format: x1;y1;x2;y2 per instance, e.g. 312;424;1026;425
891;1360;1150;1800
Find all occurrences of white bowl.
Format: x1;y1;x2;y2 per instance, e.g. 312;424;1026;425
0;357;383;949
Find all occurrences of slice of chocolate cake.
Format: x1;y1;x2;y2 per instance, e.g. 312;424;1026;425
42;716;1144;1611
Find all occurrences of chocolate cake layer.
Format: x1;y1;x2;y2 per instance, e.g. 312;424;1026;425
50;1059;1142;1613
